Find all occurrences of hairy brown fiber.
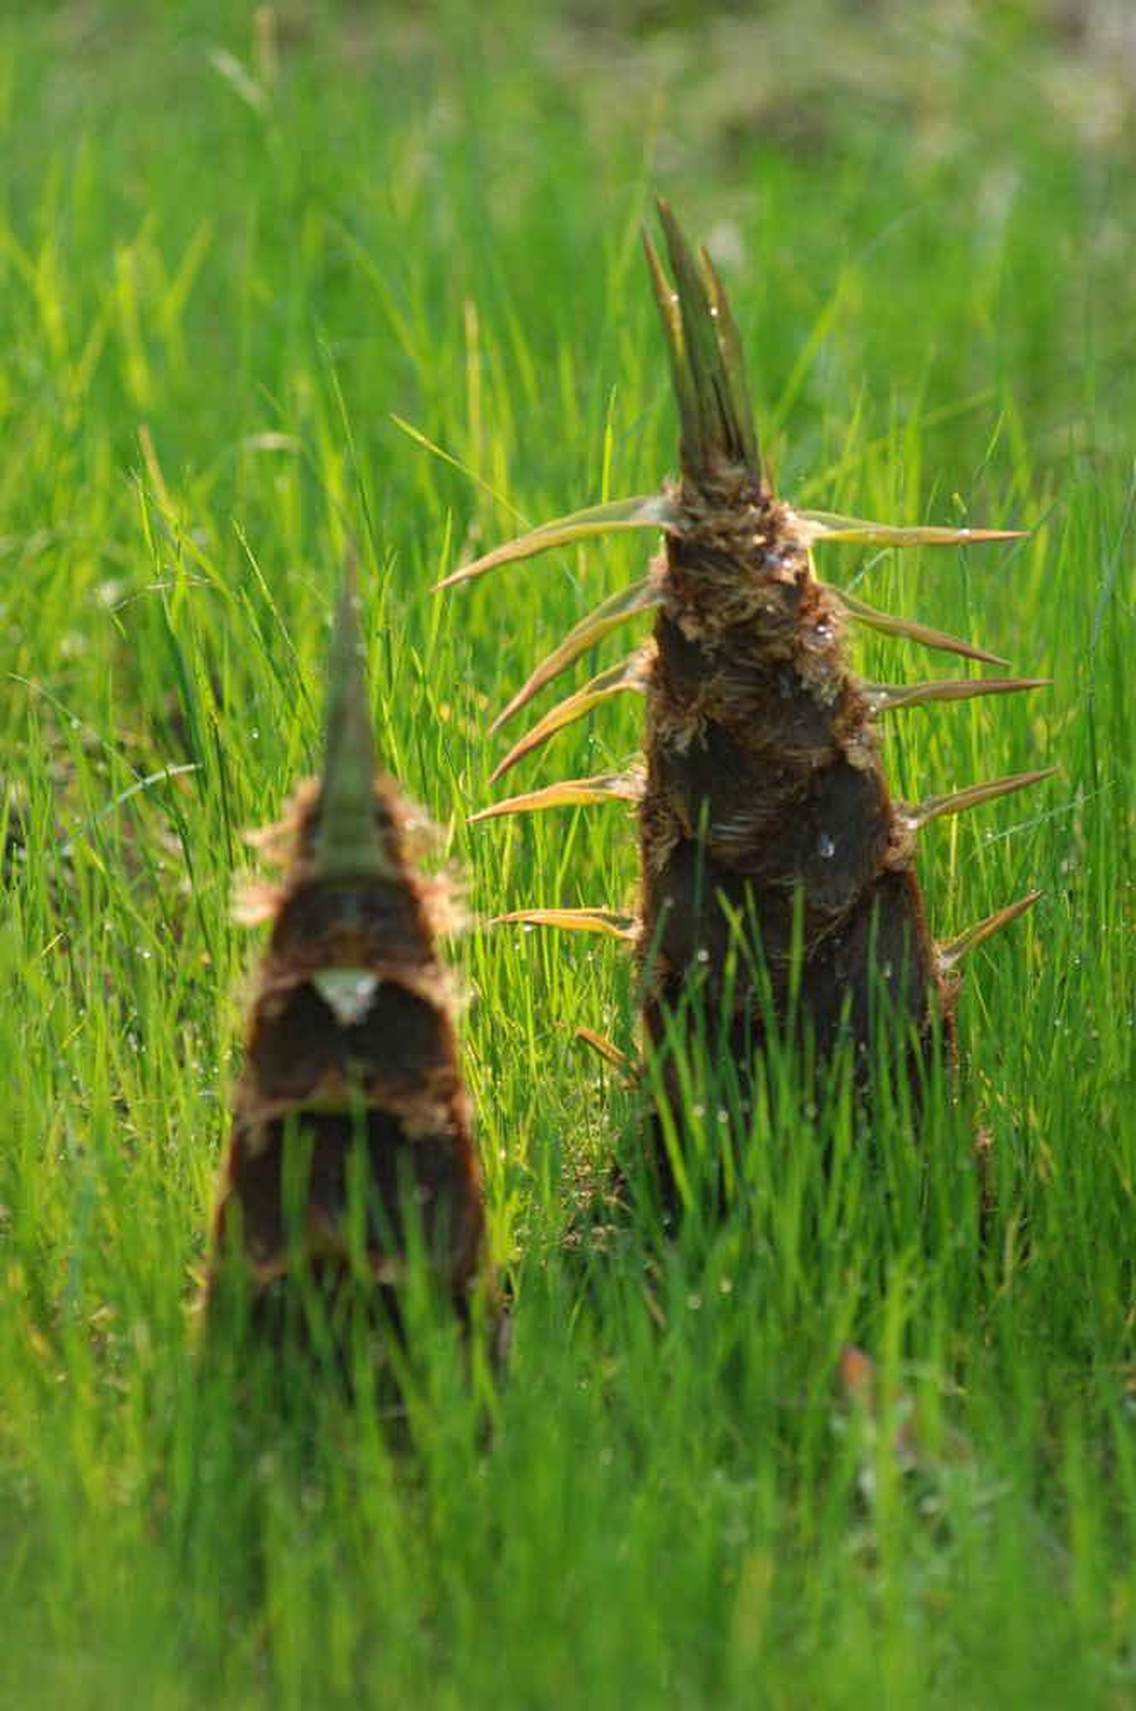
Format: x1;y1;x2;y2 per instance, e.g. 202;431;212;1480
441;202;1049;1198
203;571;485;1350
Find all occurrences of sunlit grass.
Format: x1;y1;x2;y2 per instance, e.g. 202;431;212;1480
1;3;1134;1704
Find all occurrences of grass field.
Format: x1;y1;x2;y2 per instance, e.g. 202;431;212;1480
2;3;1134;1704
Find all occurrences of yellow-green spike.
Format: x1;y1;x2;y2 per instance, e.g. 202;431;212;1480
865;675;1050;714
802;509;1027;548
938;890;1042;973
826;584;1009;667
314;564;393;882
435;493;680;591
490;649;652;785
493;907;638;941
903;767;1058;831
492;577;663;733
469;770;644;824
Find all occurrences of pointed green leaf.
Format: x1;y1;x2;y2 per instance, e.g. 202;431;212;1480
435;494;680;591
492;577;664;732
904;766;1058;831
827;584;1010;666
865;675;1049;714
802;509;1028;548
469;770;644;824
939;890;1042;972
490;649;652;784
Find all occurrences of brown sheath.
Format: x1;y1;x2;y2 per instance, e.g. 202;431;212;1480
441;202;1046;1203
204;572;485;1344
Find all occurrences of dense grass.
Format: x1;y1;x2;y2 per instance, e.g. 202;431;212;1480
2;3;1134;1703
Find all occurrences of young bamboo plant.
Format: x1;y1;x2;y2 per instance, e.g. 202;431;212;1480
440;202;1051;1194
203;568;487;1356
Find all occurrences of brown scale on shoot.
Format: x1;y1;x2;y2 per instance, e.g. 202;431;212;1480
439;202;1051;1189
203;570;485;1347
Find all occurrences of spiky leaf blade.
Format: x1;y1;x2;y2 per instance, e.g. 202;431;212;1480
905;767;1058;830
469;770;644;824
828;584;1010;667
435;494;680;591
866;676;1050;714
802;509;1028;548
492;578;663;732
939;891;1042;972
490;650;652;784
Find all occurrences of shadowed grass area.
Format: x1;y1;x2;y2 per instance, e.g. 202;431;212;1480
1;2;1134;1704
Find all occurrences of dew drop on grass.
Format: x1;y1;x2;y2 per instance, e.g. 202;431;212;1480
817;831;836;859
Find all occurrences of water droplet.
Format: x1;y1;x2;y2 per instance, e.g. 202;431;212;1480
695;946;710;964
817;832;836;859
